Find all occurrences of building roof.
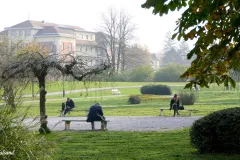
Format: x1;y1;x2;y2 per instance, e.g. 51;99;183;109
0;30;8;35
34;26;60;36
34;26;76;36
6;20;85;31
3;20;90;37
8;20;37;28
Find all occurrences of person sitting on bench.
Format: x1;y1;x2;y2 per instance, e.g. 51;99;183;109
64;98;75;116
86;103;106;130
170;94;180;117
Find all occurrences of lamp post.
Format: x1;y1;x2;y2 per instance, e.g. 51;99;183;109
62;75;65;97
32;80;34;98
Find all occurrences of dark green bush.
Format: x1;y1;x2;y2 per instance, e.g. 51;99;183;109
140;85;172;95
190;107;240;154
178;90;197;105
128;96;141;104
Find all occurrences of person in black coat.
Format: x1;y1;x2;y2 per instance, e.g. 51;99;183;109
170;94;180;117
64;98;75;116
86;103;106;130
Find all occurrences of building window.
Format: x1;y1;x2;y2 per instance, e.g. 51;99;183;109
62;42;64;51
90;35;92;40
86;35;88;40
19;30;23;37
25;30;31;36
90;46;93;52
11;31;16;37
79;46;81;52
68;43;72;51
85;46;88;52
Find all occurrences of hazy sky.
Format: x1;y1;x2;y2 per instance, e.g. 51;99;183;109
0;0;184;53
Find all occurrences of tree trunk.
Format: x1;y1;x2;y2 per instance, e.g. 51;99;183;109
38;75;46;120
117;43;121;73
8;87;15;111
121;43;126;72
38;74;50;134
3;85;16;111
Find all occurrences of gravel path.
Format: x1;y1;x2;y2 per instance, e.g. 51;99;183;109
24;116;202;132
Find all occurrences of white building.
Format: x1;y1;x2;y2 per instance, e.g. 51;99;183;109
0;20;108;66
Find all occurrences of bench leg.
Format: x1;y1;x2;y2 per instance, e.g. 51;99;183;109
105;122;108;130
101;121;104;130
101;121;108;130
60;111;64;117
91;122;95;130
65;122;71;130
189;110;192;116
160;109;163;116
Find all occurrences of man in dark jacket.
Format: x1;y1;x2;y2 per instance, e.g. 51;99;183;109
64;98;75;116
170;94;180;117
87;103;106;130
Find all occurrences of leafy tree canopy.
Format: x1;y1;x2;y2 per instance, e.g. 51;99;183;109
142;0;240;88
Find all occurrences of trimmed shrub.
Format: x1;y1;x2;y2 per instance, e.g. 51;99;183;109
128;96;141;104
190;107;240;154
140;85;172;95
178;90;197;105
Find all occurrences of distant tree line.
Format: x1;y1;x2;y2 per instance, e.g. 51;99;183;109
109;63;188;82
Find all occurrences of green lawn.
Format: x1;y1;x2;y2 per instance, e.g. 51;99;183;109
9;82;239;117
3;81;240;159
44;129;240;160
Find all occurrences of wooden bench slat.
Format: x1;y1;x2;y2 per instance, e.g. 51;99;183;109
62;119;110;130
159;108;198;117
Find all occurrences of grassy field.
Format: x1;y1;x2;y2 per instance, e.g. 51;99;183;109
10;81;240;117
44;129;240;160
5;81;239;159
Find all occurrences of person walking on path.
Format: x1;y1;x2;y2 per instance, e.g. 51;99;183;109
86;103;107;130
170;94;180;117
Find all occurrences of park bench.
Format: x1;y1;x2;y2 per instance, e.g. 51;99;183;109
159;108;198;117
62;119;110;130
112;89;121;95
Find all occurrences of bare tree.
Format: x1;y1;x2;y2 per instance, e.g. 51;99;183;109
177;40;192;66
162;31;178;53
0;38;23;111
125;44;151;71
98;7;118;72
0;44;110;133
161;31;184;66
117;9;136;72
97;7;136;73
